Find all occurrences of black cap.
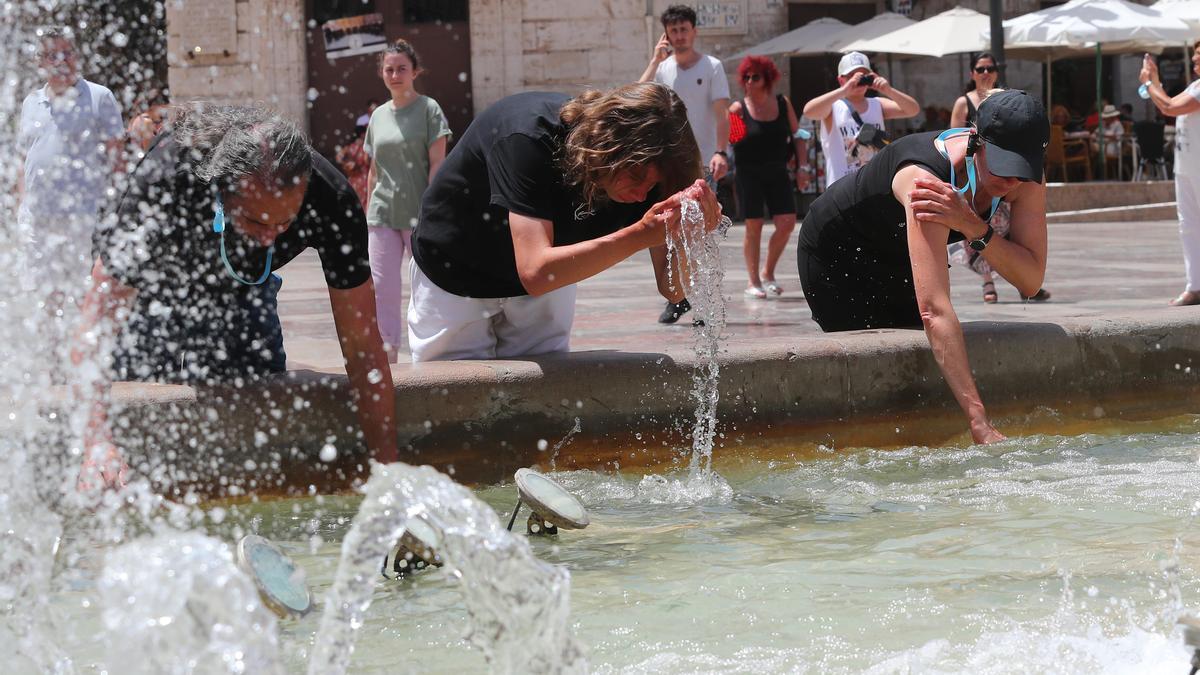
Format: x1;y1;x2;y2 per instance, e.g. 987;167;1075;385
976;90;1050;182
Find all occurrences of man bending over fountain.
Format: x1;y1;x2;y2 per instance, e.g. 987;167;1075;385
76;104;398;487
408;82;722;361
797;90;1050;444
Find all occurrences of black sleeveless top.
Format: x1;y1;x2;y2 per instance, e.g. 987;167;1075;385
799;131;967;266
732;95;791;165
965;94;979;125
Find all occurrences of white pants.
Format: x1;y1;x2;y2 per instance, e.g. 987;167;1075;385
407;262;576;362
1178;172;1200;291
367;227;411;351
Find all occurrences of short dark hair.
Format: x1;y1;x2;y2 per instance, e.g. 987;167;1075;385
661;5;697;28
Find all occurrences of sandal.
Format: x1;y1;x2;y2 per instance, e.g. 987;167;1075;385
982;280;998;304
763;280;783;296
1170;290;1200;306
744;286;767;299
1023;288;1052;302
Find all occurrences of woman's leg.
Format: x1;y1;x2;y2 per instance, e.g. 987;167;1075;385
762;213;796;286
1173;173;1200;305
743;218;765;291
368;227;406;355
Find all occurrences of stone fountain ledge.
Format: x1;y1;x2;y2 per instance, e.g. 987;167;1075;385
93;307;1200;494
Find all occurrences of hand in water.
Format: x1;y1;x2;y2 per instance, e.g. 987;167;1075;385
680;179;723;234
970;419;1006;445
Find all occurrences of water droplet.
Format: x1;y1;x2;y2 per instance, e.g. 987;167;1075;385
319;444;338;462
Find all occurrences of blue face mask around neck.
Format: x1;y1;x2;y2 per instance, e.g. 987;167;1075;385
212;193;275;286
935;128;1000;223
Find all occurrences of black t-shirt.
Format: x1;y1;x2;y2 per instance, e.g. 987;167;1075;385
799;131;968;268
96;133;371;297
412;91;656;298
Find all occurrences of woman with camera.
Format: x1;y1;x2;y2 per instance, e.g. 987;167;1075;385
802;51;920;188
797;90;1051;444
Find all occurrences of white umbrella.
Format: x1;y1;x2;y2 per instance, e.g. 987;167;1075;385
840;7;991;58
1002;0;1193;177
825;12;917;54
725;17;849;61
1003;0;1193;53
1152;0;1200;31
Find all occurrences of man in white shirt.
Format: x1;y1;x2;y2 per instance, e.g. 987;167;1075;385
639;4;731;324
803;51;919;188
1141;47;1200;306
18;26;124;297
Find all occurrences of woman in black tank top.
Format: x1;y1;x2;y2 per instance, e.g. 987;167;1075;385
729;56;810;298
950;53;998;128
797;89;1050;445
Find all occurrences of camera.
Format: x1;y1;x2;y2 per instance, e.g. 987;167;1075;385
859;73;875;87
855;123;890;150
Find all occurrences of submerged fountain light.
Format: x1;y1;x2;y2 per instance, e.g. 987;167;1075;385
381;515;444;578
236;534;312;619
507;468;589;536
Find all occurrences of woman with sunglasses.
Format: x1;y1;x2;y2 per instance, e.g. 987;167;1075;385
75;104;399;489
797;90;1050;444
950;53;998;129
728;55;808;299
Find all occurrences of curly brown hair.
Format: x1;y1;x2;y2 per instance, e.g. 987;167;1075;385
559;82;701;209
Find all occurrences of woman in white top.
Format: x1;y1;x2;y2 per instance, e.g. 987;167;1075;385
1140;47;1200;306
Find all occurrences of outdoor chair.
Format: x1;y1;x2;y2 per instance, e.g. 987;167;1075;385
1132;121;1169;181
1045;124;1091;182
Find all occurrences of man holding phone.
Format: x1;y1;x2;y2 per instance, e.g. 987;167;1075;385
803;52;920;188
639;4;731;325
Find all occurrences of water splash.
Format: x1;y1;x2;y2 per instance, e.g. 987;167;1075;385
97;531;283;674
660;197;733;503
309;462;585;674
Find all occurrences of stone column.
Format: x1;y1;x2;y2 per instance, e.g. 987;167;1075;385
167;0;308;128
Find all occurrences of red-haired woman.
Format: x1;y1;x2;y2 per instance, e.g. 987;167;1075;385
729;55;808;298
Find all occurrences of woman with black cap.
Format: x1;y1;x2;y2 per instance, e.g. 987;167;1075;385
797;89;1050;444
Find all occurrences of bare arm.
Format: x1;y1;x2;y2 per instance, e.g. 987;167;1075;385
366;160;377;213
950;96;969;129
908;175;1047;298
73;258;138;489
427;136;448;182
328;280;399;464
803;80;853;134
639;33;671;83
871;74;921;119
649;244;686;303
894;165;1003;444
1140;55;1200;117
784;96;810;190
709;97;731;179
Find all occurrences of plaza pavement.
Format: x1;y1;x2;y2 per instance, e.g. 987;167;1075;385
276;218;1196;371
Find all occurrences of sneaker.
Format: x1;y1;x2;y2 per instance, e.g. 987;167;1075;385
658;298;692;324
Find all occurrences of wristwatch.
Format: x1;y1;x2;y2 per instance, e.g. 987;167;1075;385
968;224;994;252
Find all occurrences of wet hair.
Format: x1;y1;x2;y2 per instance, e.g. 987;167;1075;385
737;55;780;90
170;103;313;189
661;4;697;28
378;38;421;71
559;82;701;209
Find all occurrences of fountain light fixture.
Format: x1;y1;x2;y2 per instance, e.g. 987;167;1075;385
381;515;443;579
507;468;590;536
236;534;313;619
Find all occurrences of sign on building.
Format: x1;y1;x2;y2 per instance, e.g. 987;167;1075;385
322;13;388;60
696;1;747;35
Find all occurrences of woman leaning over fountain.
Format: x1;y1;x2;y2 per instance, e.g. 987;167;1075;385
797;90;1051;444
75;104;399;488
407;82;722;362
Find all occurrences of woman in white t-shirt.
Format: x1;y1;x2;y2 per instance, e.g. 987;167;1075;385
1140;47;1200;306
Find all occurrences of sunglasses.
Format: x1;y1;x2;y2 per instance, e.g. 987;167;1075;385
974;65;998;74
741;73;762;82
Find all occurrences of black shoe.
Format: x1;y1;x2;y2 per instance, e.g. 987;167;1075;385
658;298;691;324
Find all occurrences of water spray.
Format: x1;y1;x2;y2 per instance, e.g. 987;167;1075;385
1181;614;1200;675
381;516;443;578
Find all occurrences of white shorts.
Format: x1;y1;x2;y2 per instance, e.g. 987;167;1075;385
407;262;576;362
